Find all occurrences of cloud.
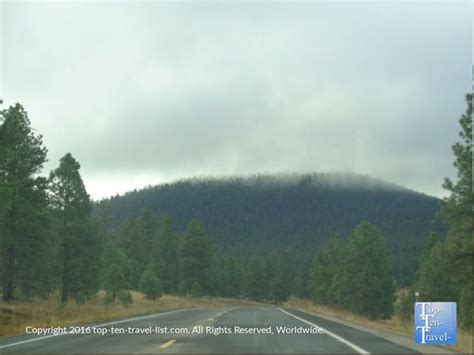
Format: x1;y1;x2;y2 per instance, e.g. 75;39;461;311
1;1;471;199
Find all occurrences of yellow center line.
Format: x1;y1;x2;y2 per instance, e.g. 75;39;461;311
160;339;176;349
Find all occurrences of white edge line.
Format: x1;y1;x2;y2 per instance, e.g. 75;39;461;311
0;307;198;350
279;308;370;354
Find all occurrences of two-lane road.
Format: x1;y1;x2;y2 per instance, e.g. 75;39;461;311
0;306;418;353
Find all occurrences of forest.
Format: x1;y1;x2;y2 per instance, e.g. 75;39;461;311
97;172;443;287
0;93;471;328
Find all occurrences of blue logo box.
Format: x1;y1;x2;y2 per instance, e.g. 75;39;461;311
414;302;456;345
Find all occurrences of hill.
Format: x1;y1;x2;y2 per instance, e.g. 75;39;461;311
96;173;444;286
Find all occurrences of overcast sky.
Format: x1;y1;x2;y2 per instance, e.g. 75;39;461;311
1;1;471;200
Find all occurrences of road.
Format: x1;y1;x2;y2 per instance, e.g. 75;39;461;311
0;306;418;353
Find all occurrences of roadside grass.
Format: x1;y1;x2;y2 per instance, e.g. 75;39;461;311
0;291;252;337
285;298;472;354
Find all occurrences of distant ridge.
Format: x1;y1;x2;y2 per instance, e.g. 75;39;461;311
96;172;444;286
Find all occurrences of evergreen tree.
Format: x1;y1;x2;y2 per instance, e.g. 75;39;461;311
293;260;311;299
0;104;52;301
311;234;347;305
139;262;162;300
49;153;100;302
245;256;267;301
440;93;473;328
345;222;396;319
415;240;458;302
214;256;243;298
178;220;213;294
101;241;132;301
190;281;203;298
267;252;292;303
116;216;144;289
154;215;178;293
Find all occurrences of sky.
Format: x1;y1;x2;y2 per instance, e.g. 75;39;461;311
0;1;471;200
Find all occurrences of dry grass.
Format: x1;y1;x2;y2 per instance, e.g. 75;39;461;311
0;291;253;337
285;298;472;354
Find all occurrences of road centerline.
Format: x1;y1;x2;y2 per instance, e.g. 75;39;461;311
160;339;176;349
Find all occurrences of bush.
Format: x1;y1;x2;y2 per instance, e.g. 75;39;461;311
75;292;86;309
178;280;187;296
139;267;162;300
190;281;203;298
395;289;414;322
103;292;114;305
118;290;133;307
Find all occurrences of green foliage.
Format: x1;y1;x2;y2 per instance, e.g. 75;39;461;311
346;222;396;319
267;252;292;303
97;173;443;287
268;271;290;304
245;256;267;301
154;215;179;294
118;289;133;307
415;240;458;302
101;241;132;301
177;280;187;296
116;216;146;289
103;292;114;305
75;292;86;309
311;234;347;305
0;104;52;301
214;257;243;298
439;93;473;328
179;220;213;295
139;263;162;300
49;153;100;302
190;281;203;298
311;224;396;320
293;260;311;299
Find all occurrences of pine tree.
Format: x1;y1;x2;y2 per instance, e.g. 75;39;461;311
245;256;267;301
345;222;396;319
293;260;311;299
214;256;243;297
0;104;52;301
311;234;347;305
139;262;162;300
178;220;213;294
440;93;473;327
101;241;132;301
116;216;144;289
415;240;458;301
154;215;179;294
190;281;203;298
135;209;157;282
49;153;100;302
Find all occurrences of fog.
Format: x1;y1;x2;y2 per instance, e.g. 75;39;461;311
1;1;471;199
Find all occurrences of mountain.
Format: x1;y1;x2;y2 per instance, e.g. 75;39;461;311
95;172;444;286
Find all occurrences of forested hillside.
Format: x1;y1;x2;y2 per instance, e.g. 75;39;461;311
96;173;444;286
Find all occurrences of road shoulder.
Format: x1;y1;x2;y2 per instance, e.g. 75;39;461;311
289;307;460;354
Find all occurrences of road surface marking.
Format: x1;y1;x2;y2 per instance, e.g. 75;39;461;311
208;317;214;321
160;339;176;349
279;308;370;354
0;308;195;351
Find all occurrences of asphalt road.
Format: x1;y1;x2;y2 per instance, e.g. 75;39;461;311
0;306;418;353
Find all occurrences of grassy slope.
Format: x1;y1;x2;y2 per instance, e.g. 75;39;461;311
285;298;472;354
0;291;253;336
